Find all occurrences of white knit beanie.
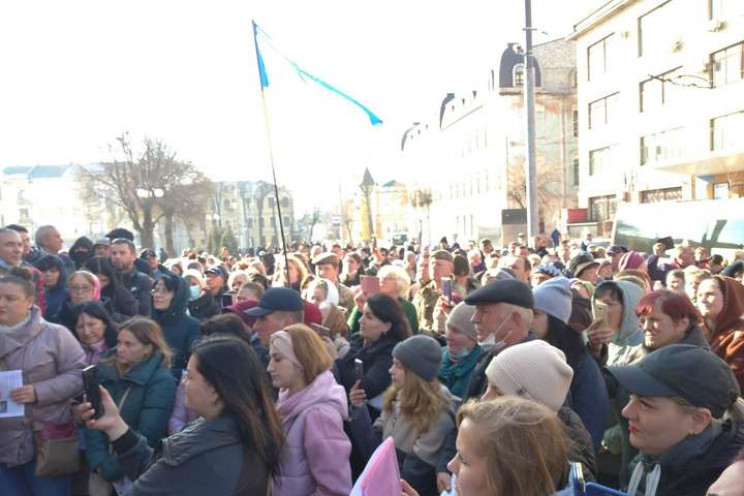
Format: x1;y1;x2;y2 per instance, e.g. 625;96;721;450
183;269;206;288
485;341;573;412
445;302;477;342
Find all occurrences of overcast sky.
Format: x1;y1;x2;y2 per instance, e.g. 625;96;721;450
0;0;600;213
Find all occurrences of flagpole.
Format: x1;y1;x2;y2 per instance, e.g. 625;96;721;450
253;20;291;288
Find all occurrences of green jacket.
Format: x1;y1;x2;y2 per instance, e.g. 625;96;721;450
347;297;419;338
85;351;177;481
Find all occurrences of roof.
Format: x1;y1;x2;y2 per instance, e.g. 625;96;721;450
27;165;70;179
2;166;33;176
360;168;376;187
382;180;405;188
568;0;637;39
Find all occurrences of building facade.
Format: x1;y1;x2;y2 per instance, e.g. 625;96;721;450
400;39;579;247
569;0;744;235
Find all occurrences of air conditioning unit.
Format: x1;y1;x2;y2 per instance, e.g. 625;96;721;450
708;19;726;32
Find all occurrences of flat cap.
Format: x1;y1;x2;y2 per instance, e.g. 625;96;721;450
465;279;534;309
312;252;339;267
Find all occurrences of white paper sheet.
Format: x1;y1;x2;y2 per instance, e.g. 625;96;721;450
0;370;25;418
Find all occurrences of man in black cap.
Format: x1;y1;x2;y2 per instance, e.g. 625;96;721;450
204;266;228;305
463;279;536;400
608;345;744;495
607;245;629;275
245;287;304;346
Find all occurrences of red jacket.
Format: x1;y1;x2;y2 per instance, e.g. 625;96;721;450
706;276;744;392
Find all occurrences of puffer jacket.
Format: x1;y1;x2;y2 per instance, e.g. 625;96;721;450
85;351;176;481
704;276;744;392
274;370;352;495
0;307;86;466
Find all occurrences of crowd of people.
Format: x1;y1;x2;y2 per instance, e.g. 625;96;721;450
2;223;744;495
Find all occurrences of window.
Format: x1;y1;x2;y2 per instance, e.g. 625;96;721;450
247;218;254;229
711;110;744;151
270;217;276;228
588;93;619;129
588;34;614;81
710;42;744;87
639;67;682;112
283;216;290;226
573;158;580;186
589;145;617;176
640;128;684;165
514;64;524;86
267;197;275;208
710;0;744;19
572;109;579;137
639;187;683;203
714;183;730;199
281;197;290;208
588;195;617;222
638;1;681;58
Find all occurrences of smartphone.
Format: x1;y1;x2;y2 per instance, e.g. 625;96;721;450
360;275;380;295
82;365;103;419
441;277;452;303
354;358;364;383
311;323;331;339
221;292;234;307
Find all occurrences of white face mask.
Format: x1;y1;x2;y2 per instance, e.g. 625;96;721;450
478;312;513;351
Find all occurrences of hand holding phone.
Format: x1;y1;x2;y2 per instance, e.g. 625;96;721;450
354;358;364;383
592;300;609;326
441;277;452;303
311;323;331;339
82;365;103;419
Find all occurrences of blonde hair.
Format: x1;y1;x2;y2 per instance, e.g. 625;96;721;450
377;265;411;299
457;397;569;496
283;324;333;385
383;367;450;433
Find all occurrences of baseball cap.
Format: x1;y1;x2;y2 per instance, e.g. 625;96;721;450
608;344;740;418
205;266;228;280
244;287;304;317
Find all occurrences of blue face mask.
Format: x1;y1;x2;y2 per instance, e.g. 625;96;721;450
189;285;201;300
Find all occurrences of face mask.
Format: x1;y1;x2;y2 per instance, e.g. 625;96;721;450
189;285;201;300
450;347;470;361
479;312;513;351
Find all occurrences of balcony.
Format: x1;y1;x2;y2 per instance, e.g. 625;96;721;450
650;146;744;176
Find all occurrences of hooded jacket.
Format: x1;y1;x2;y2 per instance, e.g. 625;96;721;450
152;276;201;378
705;276;744;392
69;236;94;269
34;253;69;321
274;370;352;496
187;289;219;321
0;307;86;466
596;280;645;367
86;351;177;481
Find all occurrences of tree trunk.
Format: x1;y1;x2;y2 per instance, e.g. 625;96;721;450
140;208;156;249
164;214;175;257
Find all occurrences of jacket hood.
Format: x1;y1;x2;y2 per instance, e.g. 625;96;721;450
34;253;68;291
154;273;190;324
276;370;348;424
0;306;45;357
712;276;744;335
70;236;94;252
612;280;644;347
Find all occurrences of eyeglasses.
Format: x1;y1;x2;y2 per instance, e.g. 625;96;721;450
151;287;171;295
70;285;93;293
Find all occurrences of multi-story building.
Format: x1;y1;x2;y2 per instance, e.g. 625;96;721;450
401;39;579;246
0;165;117;244
202;181;296;251
569;0;744;235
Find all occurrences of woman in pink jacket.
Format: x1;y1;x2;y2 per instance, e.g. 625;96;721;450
268;324;352;496
0;266;86;494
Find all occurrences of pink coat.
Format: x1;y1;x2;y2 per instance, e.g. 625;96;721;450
274;370;352;496
0;307;86;466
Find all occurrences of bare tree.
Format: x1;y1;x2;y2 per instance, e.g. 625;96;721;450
78;133;213;249
507;155;564;230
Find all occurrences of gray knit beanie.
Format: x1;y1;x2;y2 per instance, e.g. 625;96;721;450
532;276;573;324
445;302;477;341
392;335;443;381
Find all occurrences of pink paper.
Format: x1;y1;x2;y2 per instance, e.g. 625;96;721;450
350;437;402;496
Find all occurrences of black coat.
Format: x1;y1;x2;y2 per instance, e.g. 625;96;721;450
187;291;219;321
112;415;270;495
335;334;397;401
121;268;154;316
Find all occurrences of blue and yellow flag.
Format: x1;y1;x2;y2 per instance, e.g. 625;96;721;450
252;20;383;126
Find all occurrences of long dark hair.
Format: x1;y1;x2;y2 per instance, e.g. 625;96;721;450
70;301;118;348
365;293;411;342
192;338;283;476
544;314;585;370
84;256;123;297
200;314;252;344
